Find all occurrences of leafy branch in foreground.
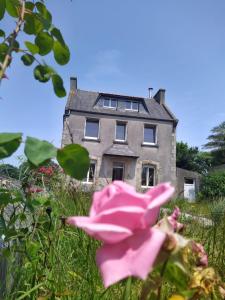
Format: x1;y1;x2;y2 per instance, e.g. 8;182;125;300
0;132;90;180
0;0;70;97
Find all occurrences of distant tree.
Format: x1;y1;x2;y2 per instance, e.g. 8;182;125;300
176;141;212;174
204;121;225;165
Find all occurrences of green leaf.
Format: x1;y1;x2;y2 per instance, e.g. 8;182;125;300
0;29;5;38
33;64;53;82
24;136;57;166
164;261;188;291
53;40;70;65
11;39;19;52
36;2;52;23
35;31;53;56
52;74;66;97
57;144;90;180
21;54;34;66
0;43;8;63
24;14;43;35
25;1;34;11
6;0;20;17
0;132;22;159
24;41;39;55
0;215;6;234
0;0;5;20
51;27;65;46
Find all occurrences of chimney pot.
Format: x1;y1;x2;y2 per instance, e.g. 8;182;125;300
154;89;165;105
70;77;77;91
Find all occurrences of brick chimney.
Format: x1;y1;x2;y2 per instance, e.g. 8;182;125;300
70;77;77;92
154;89;165;105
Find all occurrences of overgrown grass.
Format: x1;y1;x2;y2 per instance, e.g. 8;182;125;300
1;185;225;299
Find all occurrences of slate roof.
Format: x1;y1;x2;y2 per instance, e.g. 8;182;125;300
104;144;139;158
66;89;177;122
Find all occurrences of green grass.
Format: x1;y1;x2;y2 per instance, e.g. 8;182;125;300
1;186;225;299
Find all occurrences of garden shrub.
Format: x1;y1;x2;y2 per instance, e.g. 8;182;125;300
200;171;225;199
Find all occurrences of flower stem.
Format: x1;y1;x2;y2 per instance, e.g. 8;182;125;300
157;259;168;300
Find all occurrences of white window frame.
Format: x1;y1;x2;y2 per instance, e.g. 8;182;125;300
125;101;139;112
115;121;127;142
143;125;157;145
141;165;155;188
84;118;100;140
82;160;96;184
103;98;117;109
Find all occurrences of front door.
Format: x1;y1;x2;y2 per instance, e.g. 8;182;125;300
184;178;195;201
112;162;124;181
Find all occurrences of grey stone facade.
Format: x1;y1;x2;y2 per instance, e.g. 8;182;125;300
62;78;178;191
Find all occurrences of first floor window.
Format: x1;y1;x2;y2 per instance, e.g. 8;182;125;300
112;162;124;181
83;161;96;183
141;165;155;187
85;119;99;139
115;122;126;141
144;125;156;144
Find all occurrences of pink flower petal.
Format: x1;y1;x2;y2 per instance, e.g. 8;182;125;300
96;227;166;287
96;206;146;231
90;181;149;217
66;216;133;244
144;183;175;226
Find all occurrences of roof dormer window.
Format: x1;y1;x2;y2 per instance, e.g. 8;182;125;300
103;98;117;109
125;101;139;111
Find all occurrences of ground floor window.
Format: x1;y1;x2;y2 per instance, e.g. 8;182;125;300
141;165;155;187
112;162;124;181
83;161;96;183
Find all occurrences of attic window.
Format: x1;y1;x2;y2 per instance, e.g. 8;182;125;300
103;98;117;109
125;101;139;111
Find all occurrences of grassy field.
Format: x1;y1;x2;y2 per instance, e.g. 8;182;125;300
1;184;225;299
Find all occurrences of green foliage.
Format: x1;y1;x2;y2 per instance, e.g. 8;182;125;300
24;136;57;166
6;0;20;17
35;31;53;55
53;40;70;65
0;0;70;98
0;0;6;20
0;163;19;179
21;53;34;66
200;171;225;199
176;141;212;174
57;144;90;180
204;121;225;165
51;74;66;97
0;132;22;159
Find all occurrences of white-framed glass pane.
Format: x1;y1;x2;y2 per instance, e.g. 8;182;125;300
103;98;110;107
116;123;126;140
148;168;154;186
125;101;132;109
141;166;148;186
111;99;117;108
85;120;99;138
132;101;139;111
142;165;155;187
144;126;156;143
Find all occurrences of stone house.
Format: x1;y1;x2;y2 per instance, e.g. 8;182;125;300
62;77;178;191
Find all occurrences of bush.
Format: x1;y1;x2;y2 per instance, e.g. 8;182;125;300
200;171;225;199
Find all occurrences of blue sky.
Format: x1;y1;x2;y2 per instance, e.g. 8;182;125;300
1;0;225;165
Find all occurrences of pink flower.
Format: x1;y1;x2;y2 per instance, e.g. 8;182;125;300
167;207;184;232
66;181;174;287
192;242;208;267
